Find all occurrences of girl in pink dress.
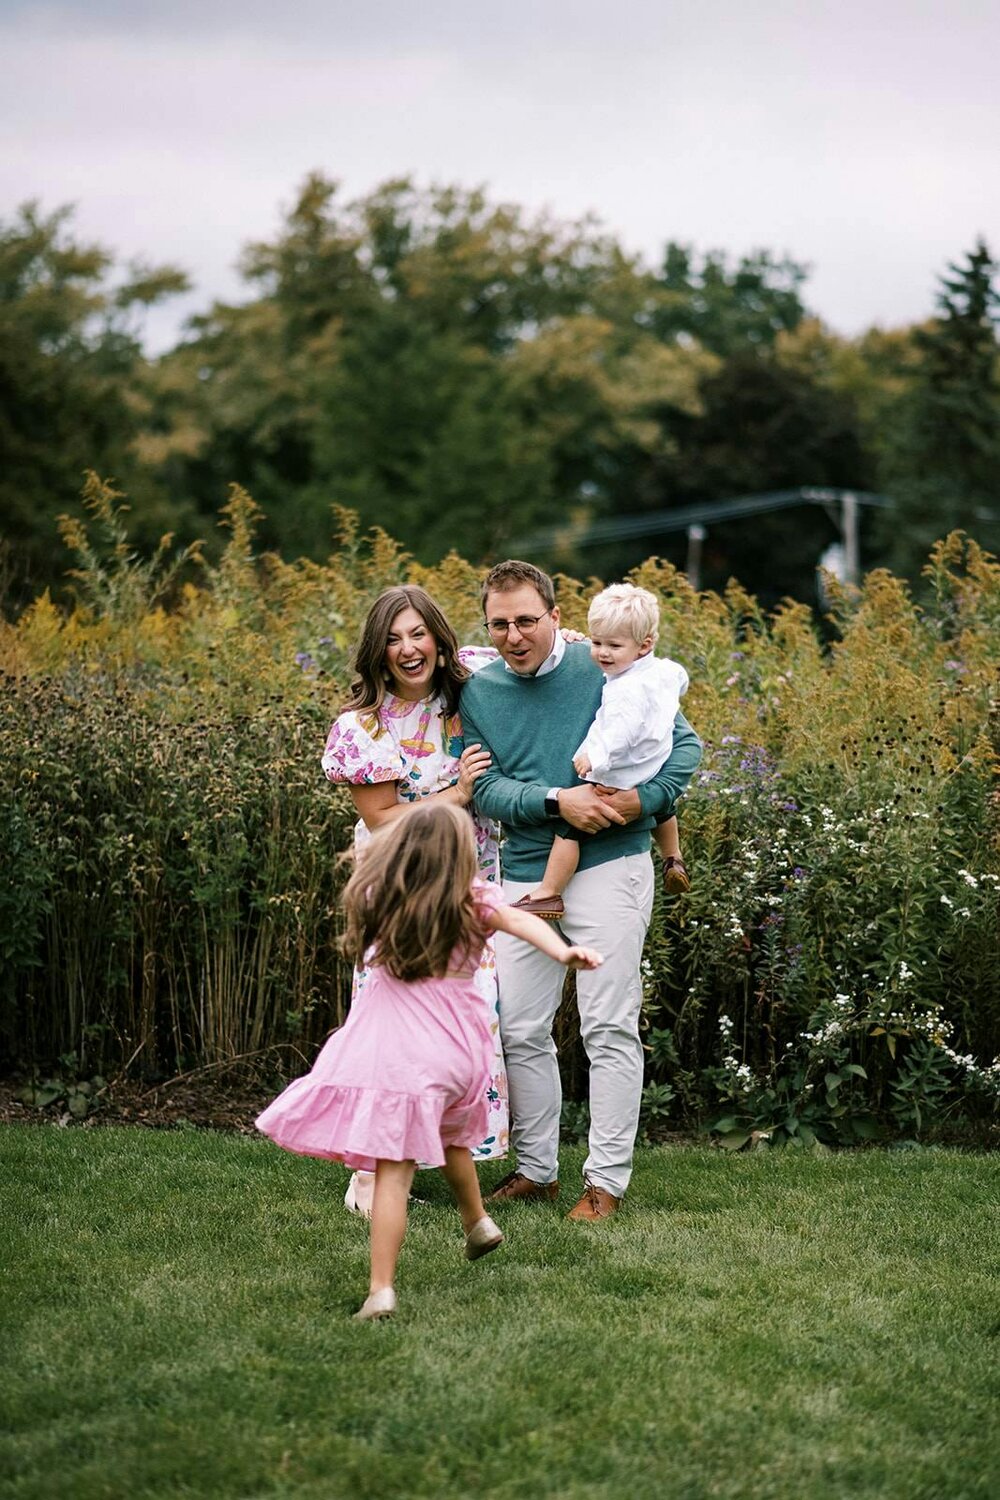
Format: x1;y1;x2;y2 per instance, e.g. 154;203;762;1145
256;802;603;1321
321;585;507;1220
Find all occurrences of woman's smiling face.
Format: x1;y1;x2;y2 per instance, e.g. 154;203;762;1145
384;606;439;700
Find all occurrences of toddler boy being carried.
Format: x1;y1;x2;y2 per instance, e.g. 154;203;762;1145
518;583;691;919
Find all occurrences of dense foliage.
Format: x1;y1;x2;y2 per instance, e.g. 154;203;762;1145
2;487;998;1143
0;202;189;608
3;181;998;612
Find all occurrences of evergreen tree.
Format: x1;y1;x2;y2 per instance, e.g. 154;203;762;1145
878;240;1000;580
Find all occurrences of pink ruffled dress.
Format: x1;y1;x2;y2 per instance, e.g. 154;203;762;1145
255;881;501;1169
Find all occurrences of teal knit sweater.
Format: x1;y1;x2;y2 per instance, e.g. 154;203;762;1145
459;642;703;882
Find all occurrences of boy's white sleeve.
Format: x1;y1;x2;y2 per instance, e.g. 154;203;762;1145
656;661;688;759
579;660;688;784
576;682;652;782
575;705;626;780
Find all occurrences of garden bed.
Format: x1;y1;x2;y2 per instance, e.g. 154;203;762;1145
0;1074;274;1134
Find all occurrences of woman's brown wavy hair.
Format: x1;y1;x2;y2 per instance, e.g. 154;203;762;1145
342;585;470;721
340;802;489;981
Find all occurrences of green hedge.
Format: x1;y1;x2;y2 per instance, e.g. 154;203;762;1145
2;482;998;1141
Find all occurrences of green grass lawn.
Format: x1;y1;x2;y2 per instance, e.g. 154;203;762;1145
2;1126;998;1500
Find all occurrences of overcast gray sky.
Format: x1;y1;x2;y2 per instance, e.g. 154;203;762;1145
3;0;998;352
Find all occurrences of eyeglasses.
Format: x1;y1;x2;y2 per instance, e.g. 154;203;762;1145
483;612;550;638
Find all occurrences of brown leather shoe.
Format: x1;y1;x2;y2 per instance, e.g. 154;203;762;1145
485;1170;559;1203
512;894;565;921
566;1182;621;1221
662;856;690;895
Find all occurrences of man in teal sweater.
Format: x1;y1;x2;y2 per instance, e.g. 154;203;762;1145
460;560;702;1220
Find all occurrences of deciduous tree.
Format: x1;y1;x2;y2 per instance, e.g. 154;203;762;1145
0;203;188;606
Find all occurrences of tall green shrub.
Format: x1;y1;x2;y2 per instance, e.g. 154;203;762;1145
2;492;998;1140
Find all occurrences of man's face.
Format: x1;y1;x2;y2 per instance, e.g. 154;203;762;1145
484;584;560;676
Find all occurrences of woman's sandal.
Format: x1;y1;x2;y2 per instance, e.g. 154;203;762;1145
662;856;690;895
344;1171;374;1219
345;1171;425;1214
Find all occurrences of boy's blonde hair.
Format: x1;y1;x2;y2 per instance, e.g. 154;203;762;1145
587;583;660;646
340;802;488;981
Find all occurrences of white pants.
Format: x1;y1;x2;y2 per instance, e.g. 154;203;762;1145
496;853;654;1199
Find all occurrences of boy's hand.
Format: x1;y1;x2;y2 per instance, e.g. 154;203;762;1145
561;946;604;970
573;751;592;776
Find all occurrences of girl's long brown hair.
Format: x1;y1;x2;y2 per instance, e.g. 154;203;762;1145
342;586;470;721
340;803;489;981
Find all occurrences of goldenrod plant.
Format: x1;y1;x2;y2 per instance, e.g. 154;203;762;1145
2;493;997;1141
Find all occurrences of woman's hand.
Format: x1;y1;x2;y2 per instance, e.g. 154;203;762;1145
560;627;588;643
561;945;604;970
455;743;492;803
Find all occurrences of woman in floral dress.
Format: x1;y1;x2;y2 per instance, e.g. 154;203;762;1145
321;585;508;1215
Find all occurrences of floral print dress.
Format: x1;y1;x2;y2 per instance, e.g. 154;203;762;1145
321;647;508;1161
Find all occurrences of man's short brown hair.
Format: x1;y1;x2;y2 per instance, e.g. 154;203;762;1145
480;559;556;612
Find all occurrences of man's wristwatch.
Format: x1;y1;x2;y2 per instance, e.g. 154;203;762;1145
544;788;562;818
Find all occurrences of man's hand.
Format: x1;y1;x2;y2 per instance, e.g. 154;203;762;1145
595;785;643;824
557;784;627;833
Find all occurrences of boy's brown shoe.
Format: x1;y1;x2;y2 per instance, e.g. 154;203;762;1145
485;1170;559;1203
512;894;565;920
662;856;690;895
566;1183;621;1221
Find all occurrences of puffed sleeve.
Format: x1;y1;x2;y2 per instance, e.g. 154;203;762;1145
471;877;504;920
458;645;499;674
321;710;403;785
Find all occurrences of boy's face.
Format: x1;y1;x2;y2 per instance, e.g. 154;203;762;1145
589;630;653;677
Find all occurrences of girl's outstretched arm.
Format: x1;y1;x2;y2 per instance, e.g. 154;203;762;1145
489;904;603;970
